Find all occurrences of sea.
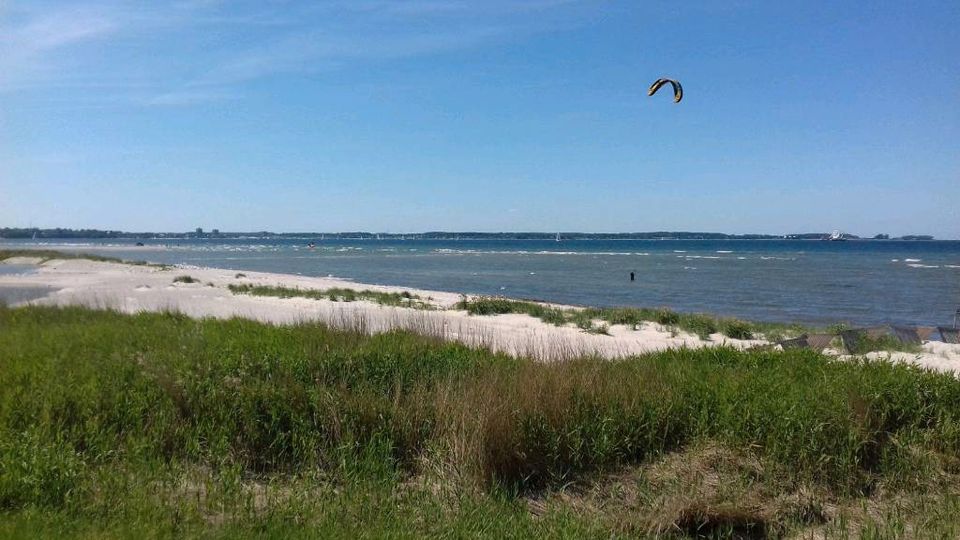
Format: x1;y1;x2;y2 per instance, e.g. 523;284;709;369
4;238;960;328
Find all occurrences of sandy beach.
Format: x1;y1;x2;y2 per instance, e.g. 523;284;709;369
3;255;959;372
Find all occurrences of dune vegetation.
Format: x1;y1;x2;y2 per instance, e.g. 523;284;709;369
228;283;433;309
455;296;810;341
0;249;164;268
2;305;960;537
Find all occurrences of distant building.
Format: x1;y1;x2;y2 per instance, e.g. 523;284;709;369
211;229;220;236
195;227;203;237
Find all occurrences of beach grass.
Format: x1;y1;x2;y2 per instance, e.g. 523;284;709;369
843;331;924;355
229;283;433;309
2;305;960;537
0;248;165;269
455;296;808;341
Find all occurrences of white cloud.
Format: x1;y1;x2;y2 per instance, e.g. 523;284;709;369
146;89;239;106
192;24;513;87
2;8;115;51
0;0;588;104
0;5;118;90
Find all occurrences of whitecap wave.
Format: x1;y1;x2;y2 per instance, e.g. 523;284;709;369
432;248;642;256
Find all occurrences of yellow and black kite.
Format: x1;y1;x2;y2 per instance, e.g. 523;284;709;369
647;78;683;103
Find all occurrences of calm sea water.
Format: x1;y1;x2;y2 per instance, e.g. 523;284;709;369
5;238;960;327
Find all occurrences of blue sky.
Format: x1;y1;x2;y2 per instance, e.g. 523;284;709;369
2;1;958;237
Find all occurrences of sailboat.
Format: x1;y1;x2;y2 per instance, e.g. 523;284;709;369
555;232;561;242
826;230;846;241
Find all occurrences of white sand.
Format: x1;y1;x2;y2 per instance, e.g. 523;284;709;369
3;257;959;372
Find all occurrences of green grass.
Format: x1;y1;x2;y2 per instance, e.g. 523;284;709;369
0;248;166;269
172;275;198;284
843;331;924;355
456;296;808;340
2;305;960;536
229;283;433;309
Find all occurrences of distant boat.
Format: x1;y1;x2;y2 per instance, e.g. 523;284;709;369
31;231;37;241
826;230;847;241
556;232;561;242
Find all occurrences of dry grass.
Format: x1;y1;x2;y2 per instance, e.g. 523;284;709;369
528;444;828;538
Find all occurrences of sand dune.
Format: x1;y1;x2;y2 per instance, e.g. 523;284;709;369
3;257;959;372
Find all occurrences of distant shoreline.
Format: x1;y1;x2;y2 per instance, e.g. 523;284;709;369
0;228;941;241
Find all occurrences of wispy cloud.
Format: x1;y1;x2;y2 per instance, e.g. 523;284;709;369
1;0;587;106
192;25;515;88
0;5;118;89
173;0;585;98
3;7;116;51
146;89;239;106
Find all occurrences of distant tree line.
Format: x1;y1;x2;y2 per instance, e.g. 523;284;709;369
0;228;937;241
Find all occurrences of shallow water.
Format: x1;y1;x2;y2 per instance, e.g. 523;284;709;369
0;264;37;276
0;285;53;306
4;239;960;327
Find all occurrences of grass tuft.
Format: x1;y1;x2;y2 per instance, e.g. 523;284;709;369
229;283;432;309
0;248;166;269
457;297;769;340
